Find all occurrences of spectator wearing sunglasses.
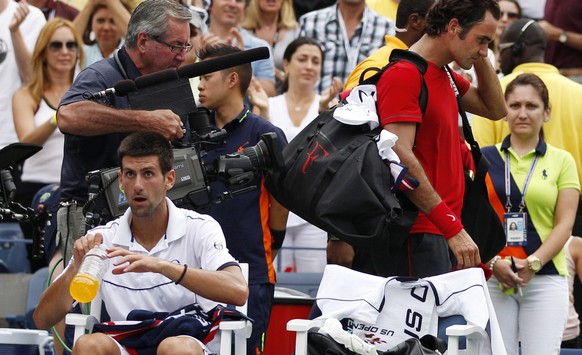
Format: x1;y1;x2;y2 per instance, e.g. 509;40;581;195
492;0;521;73
12;18;83;222
73;0;131;67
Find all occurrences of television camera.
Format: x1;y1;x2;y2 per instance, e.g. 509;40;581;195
82;47;285;228
0;143;49;260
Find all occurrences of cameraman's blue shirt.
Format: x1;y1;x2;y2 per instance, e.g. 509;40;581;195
59;48;141;202
203;107;287;285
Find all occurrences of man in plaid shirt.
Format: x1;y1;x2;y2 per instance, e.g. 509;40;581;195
298;0;394;94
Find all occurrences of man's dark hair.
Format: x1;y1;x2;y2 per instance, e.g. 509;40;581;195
500;18;546;54
498;19;546;75
425;0;500;39
197;44;252;95
118;132;174;174
395;0;435;29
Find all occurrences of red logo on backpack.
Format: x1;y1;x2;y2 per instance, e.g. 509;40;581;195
301;142;329;174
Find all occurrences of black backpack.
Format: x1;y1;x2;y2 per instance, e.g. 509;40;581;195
266;49;427;251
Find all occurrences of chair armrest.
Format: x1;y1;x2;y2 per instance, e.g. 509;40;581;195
287;319;325;355
65;313;99;344
446;324;487;355
219;320;252;355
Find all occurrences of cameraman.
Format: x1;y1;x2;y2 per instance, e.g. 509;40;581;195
34;132;248;354
197;44;288;354
55;0;191;264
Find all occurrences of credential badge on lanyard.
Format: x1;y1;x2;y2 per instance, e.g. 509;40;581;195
503;151;539;246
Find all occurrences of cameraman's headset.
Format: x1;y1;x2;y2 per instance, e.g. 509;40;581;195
510;20;536;57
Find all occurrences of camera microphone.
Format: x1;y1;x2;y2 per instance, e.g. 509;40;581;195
134;69;180;89
177;46;270;78
86;79;137;99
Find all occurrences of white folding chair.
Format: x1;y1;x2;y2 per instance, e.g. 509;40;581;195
66;262;251;354
286;265;505;355
219;262;252;355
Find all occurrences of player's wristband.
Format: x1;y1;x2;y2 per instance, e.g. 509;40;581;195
426;201;463;239
271;229;286;249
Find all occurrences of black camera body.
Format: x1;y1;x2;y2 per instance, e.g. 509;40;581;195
83;64;285;227
0;143;48;260
84;108;284;227
88;145;209;219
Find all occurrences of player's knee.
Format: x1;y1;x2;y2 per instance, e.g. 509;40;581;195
72;333;118;354
157;336;203;355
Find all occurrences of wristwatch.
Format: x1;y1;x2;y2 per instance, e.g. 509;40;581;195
527;255;542;272
559;31;568;43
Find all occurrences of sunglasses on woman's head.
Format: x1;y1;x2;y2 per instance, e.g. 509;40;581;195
48;41;79;52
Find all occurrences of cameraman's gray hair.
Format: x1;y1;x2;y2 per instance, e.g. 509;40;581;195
125;0;192;48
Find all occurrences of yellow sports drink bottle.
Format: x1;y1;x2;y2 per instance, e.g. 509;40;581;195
70;245;108;303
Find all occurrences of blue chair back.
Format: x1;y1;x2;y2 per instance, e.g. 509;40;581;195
0;223;30;273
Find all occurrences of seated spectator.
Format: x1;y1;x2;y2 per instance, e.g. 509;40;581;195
241;0;299;92
33;131;249;355
204;0;277;96
74;0;131;67
12;18;83;217
248;37;341;273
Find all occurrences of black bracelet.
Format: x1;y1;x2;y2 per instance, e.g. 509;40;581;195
175;264;188;285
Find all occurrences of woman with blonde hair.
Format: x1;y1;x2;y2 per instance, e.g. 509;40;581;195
12;18;83;354
241;0;299;90
12;17;83;255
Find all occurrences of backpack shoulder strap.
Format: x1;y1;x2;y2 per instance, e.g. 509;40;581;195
359;49;429;115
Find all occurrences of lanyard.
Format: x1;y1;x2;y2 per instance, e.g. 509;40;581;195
337;7;368;71
504;150;539;212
